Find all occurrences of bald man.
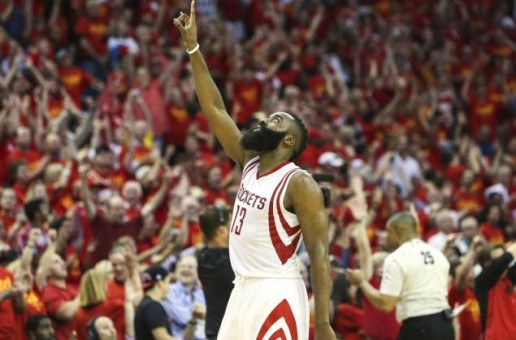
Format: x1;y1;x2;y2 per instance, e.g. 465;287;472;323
173;2;334;339
347;212;454;340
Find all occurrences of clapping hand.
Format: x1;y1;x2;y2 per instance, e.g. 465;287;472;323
345;268;365;286
192;303;206;320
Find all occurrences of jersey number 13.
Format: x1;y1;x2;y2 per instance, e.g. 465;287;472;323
230;204;247;235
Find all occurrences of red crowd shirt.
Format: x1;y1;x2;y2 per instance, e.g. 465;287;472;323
453;189;483;215
131;81;170;136
59;67;93;107
448;284;481;340
231;78;263;125
362;276;400;340
75;300;125;340
16;287;47;340
164;104;193;147
0;211;16;236
479;223;505;245
468;95;499;140
47;95;66;121
484;277;516;340
106;279;125;303
42;282;78;340
75;16;109;58
89;210;142;264
6;148;42;174
0;268;20;340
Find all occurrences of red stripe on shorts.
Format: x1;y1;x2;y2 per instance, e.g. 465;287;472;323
256;299;298;340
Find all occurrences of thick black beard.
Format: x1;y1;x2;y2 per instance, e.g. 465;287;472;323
240;125;287;152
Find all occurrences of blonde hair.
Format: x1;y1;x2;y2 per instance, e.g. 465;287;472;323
94;260;113;279
79;268;107;307
114;235;136;249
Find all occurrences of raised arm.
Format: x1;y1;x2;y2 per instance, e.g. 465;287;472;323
287;172;336;340
174;1;246;165
455;236;483;291
141;170;174;218
79;164;97;220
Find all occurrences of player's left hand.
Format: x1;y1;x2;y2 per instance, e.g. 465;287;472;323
315;323;336;340
345;268;365;286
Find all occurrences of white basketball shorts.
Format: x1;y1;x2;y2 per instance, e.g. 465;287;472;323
217;277;309;340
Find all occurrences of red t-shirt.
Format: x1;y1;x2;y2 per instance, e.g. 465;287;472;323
59;67;93;107
479;223;505;245
47;95;66;121
48;185;75;218
0;268;20;340
42;282;78;340
106;279;125;303
75;17;108;57
468;95;499;140
16;287;47;340
204;187;228;206
90;210;142;264
131;81;170;136
6;148;42;175
307;75;327;101
448;284;481;340
453;189;483;215
75;300;125;340
362;277;400;340
231;79;263;125
164;104;193;147
0;211;16;237
485;277;516;340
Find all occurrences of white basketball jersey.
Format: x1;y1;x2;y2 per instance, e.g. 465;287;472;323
229;156;304;278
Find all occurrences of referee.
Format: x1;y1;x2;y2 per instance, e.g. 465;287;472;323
346;212;454;340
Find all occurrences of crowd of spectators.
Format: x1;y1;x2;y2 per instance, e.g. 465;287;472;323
0;0;515;339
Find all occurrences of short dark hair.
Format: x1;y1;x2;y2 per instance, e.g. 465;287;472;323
87;316;100;340
199;206;229;241
387;212;418;233
94;144;113;156
24;198;45;223
49;217;67;232
25;314;49;335
477;244;505;267
287;112;308;161
8;160;27;183
142;265;168;291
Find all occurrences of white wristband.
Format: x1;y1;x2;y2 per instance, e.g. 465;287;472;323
186;43;200;55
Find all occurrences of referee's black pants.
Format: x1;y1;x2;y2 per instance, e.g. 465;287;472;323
398;310;455;340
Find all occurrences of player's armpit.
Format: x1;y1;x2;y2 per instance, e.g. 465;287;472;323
286;172;329;239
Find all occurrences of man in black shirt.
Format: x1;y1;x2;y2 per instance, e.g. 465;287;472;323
474;242;516;337
197;206;235;340
134;266;195;340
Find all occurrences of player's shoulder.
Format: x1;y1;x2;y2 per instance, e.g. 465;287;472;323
287;169;318;192
289;168;314;183
389;240;420;261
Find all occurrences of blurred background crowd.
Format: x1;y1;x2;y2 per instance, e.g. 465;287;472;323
0;0;515;339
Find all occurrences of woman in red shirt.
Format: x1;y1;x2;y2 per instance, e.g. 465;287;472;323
74;268;130;340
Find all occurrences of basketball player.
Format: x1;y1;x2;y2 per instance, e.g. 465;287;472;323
173;2;335;339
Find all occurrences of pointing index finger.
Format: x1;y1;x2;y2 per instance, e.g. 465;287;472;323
191;0;196;21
